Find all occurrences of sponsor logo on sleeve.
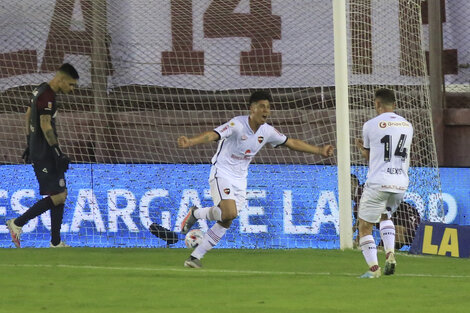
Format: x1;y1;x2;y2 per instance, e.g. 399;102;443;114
258;136;264;143
223;188;231;195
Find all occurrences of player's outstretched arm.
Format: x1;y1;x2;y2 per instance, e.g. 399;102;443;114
177;131;220;148
284;138;334;157
355;138;370;161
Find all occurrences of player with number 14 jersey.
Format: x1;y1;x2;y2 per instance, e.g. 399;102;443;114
362;112;413;193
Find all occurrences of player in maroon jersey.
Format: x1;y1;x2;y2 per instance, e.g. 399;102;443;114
6;63;79;248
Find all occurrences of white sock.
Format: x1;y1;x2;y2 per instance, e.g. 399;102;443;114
191;223;227;260
360;235;378;269
194;206;222;221
380;220;396;254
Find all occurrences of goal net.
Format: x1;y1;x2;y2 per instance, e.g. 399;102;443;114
0;0;442;248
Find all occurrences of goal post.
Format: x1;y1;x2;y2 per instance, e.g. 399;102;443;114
0;0;443;249
333;0;353;250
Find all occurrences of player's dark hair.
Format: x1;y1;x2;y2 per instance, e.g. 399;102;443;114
249;90;273;105
58;63;79;80
374;88;395;105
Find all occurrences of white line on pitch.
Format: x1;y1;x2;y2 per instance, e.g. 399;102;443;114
0;263;469;278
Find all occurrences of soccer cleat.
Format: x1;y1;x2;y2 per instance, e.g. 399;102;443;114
6;218;23;248
184;256;202;268
359;267;381;278
384;252;396;275
50;241;71;248
180;206;198;234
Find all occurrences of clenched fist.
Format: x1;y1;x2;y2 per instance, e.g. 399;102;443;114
177;136;191;148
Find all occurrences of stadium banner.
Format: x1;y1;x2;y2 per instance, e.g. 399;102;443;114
0;165;468;249
409;222;470;258
1;0;469;90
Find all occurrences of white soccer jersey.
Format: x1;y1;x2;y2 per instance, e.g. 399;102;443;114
362;112;414;192
211;115;287;179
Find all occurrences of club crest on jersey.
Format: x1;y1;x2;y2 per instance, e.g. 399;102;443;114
258;136;264;143
224;188;230;195
47;102;52;109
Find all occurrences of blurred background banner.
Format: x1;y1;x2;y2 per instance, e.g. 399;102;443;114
2;0;469;90
0;164;467;248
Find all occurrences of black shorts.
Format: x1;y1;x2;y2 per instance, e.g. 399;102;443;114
32;159;66;195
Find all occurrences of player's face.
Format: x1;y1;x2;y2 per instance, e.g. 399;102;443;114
60;76;78;94
250;100;271;124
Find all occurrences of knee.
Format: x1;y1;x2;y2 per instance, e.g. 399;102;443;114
221;208;237;222
358;219;372;237
219;200;238;222
51;189;67;205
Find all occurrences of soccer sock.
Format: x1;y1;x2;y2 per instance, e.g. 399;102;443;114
191;223;227;260
380;220;396;254
50;203;65;246
14;197;54;227
194;205;222;221
360;235;379;270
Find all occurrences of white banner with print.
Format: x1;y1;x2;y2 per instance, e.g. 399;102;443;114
0;0;468;91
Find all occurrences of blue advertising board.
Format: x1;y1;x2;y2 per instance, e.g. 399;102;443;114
0;164;468;248
410;222;470;258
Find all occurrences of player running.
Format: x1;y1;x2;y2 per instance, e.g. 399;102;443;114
177;90;334;268
356;88;414;278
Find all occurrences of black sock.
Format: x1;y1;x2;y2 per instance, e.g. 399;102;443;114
50;203;65;246
15;197;54;227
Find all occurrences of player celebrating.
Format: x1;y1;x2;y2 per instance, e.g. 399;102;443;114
356;88;413;278
6;63;79;248
178;90;334;268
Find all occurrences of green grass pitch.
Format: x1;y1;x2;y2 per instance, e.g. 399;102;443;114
0;248;469;313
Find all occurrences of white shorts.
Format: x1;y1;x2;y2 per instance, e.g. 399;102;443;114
209;167;247;212
358;184;404;223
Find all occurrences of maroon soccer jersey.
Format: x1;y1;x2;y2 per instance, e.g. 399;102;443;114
29;83;58;162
